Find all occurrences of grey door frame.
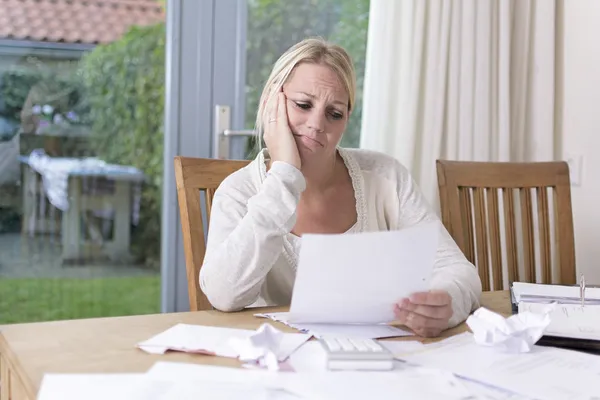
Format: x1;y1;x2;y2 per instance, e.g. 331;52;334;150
161;0;248;312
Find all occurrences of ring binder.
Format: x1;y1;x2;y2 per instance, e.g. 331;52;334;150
509;281;600;354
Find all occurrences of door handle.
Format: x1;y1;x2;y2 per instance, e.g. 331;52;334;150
214;105;257;159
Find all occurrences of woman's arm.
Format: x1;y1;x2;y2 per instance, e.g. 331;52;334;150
394;162;482;328
200;161;305;311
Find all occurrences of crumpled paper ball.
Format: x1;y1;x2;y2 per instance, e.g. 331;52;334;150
466;305;553;353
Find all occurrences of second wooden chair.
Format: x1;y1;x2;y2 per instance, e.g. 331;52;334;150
436;160;576;291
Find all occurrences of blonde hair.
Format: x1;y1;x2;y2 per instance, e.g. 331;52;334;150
255;37;356;148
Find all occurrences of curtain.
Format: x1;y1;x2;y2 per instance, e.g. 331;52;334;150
360;0;559;210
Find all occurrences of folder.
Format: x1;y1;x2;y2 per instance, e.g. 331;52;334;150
509;281;600;354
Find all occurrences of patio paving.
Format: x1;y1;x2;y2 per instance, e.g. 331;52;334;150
0;233;157;279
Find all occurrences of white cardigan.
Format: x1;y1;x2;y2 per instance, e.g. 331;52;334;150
201;148;482;328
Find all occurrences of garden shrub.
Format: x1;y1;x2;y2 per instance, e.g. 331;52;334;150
78;23;165;269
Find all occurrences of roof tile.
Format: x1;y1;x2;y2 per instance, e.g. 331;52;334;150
0;0;164;44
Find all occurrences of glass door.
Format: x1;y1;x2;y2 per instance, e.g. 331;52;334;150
0;1;165;323
214;0;371;161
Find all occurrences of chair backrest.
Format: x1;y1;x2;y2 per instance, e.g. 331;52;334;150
174;156;250;311
436;160;576;291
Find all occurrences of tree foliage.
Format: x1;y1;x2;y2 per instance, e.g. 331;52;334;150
78;23;165;268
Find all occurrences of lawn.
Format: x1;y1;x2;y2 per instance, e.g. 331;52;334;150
0;276;161;324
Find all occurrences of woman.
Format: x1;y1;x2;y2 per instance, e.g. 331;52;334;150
201;37;482;337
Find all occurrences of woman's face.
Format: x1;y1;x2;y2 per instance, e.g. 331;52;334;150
282;63;349;161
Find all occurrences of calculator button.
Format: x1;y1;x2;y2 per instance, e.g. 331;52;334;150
324;338;341;351
349;338;369;352
365;340;383;352
337;338;355;352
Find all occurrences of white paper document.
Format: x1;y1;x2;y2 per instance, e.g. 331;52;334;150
38;374;144;400
136;323;310;362
134;362;299;400
519;301;600;340
398;332;600;400
256;311;412;339
466;306;551;352
146;360;475;400
287;221;440;325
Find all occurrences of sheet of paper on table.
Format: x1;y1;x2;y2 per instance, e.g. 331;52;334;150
38;374;144;400
136;323;310;361
255;311;413;339
397;332;600;400
37;370;297;400
144;360;476;400
518;301;600;340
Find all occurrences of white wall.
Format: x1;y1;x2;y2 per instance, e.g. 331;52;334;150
562;0;600;283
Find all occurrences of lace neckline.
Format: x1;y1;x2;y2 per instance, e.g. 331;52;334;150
257;148;367;268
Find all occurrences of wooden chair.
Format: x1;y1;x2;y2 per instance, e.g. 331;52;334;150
436;160;576;291
174;156;250;311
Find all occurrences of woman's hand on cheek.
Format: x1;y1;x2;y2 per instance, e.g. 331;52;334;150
263;92;301;170
394;290;453;338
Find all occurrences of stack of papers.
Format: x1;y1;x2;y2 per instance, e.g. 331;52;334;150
518;301;600;341
397;332;600;400
512;282;600;305
40;339;546;400
38;360;478;400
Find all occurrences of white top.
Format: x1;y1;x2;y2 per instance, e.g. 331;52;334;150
201;148;482;328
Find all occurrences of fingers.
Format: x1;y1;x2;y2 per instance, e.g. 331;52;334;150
397;298;453;320
393;306;446;338
268;94;279;126
394;291;453;338
407;290;451;306
263;93;279;145
276;92;288;127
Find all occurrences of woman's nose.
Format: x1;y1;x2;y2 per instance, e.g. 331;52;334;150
306;111;325;133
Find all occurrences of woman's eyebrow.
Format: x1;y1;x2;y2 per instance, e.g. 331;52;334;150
295;91;346;107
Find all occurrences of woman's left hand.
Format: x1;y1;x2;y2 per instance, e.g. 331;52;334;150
394;290;453;338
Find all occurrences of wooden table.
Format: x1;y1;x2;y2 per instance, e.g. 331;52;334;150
0;291;510;400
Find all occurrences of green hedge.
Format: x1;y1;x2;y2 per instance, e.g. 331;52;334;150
78;24;165;268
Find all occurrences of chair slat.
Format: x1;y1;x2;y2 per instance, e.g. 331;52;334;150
205;188;215;229
473;187;490;291
520;188;536;282
459;187;475;263
554;183;577;284
486;188;503;290
502;188;519;283
537;187;552;283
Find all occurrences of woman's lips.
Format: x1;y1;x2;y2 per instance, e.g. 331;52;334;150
293;134;323;148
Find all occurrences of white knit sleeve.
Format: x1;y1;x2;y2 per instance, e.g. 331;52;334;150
394;161;482;328
200;161;305;312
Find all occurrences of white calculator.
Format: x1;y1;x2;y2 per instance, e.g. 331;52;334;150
318;337;395;371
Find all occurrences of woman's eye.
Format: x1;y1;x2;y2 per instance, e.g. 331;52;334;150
330;111;344;120
295;102;311;110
